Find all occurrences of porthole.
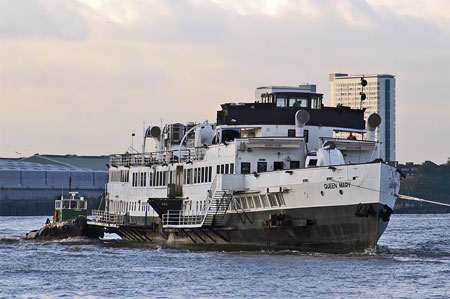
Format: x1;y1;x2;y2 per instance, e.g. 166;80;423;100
320;191;324;196
339;190;343;195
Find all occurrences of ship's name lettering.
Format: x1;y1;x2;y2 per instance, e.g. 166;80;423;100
323;182;351;189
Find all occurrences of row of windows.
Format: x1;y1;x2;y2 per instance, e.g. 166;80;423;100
129;163;236;188
240;161;300;174
334;82;379;87
183;163;234;185
132;172;147;187
110;170;129;183
233;193;286;210
262;94;322;109
120;160;300;187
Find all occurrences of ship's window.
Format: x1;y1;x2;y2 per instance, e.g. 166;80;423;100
260;194;270;207
257;162;267;172
193;168;197;184
234;198;241;210
163;171;167;186
274;161;284;171
200;167;204;183
233;198;239;210
304;130;309;142
230;163;234;174
288;129;296;137
311;96;322;109
253;196;261;208
268;193;278;207
169;171;173;184
220;164;225;174
290;161;300;169
241;162;251;174
217;165;220;175
276;96;287;107
289;98;307;107
247;196;255;209
188;169;192;184
63;201;70;209
144;172;147;186
208;166;212;182
225;164;229;174
241;197;248;209
275;193;285;206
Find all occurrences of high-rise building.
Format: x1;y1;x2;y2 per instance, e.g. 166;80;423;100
329;73;396;162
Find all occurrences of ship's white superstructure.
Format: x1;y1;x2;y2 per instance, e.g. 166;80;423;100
92;84;400;250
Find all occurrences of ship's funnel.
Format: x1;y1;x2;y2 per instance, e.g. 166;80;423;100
366;113;381;141
295;110;310;138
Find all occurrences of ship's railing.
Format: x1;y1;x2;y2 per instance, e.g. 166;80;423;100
91;210;124;225
109;147;207;167
162;210;204;227
161;175;219;228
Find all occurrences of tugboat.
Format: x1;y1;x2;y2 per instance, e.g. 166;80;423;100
26;192;104;240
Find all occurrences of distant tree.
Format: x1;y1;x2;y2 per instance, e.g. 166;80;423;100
399;160;450;204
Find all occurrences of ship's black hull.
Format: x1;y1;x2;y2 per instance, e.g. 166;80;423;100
105;202;392;251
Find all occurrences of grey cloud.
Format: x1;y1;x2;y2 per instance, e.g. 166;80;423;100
0;0;91;40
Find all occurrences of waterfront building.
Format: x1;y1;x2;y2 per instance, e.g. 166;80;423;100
398;162;419;177
0;155;108;215
329;73;396;162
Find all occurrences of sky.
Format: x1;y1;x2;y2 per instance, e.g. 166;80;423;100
0;0;449;164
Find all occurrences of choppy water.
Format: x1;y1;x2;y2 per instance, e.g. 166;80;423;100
0;214;449;298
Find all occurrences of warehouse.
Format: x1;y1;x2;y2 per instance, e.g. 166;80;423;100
0;155;108;215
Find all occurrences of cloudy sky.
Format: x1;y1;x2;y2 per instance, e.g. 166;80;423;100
0;0;449;163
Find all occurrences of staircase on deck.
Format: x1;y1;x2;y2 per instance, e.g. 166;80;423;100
162;175;235;228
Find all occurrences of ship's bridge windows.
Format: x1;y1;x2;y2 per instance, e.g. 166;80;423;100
262;94;275;103
288;98;308;107
311;96;322;109
276;96;287;107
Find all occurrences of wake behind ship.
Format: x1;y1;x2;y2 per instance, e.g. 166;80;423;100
90;84;401;251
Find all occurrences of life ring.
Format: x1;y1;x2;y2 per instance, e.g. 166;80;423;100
49;226;58;236
40;227;49;236
61;225;69;233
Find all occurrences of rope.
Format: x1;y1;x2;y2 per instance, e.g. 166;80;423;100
395;194;450;207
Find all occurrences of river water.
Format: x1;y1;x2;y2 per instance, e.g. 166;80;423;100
0;214;449;298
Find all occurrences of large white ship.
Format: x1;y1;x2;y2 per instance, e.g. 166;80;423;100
91;84;401;251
